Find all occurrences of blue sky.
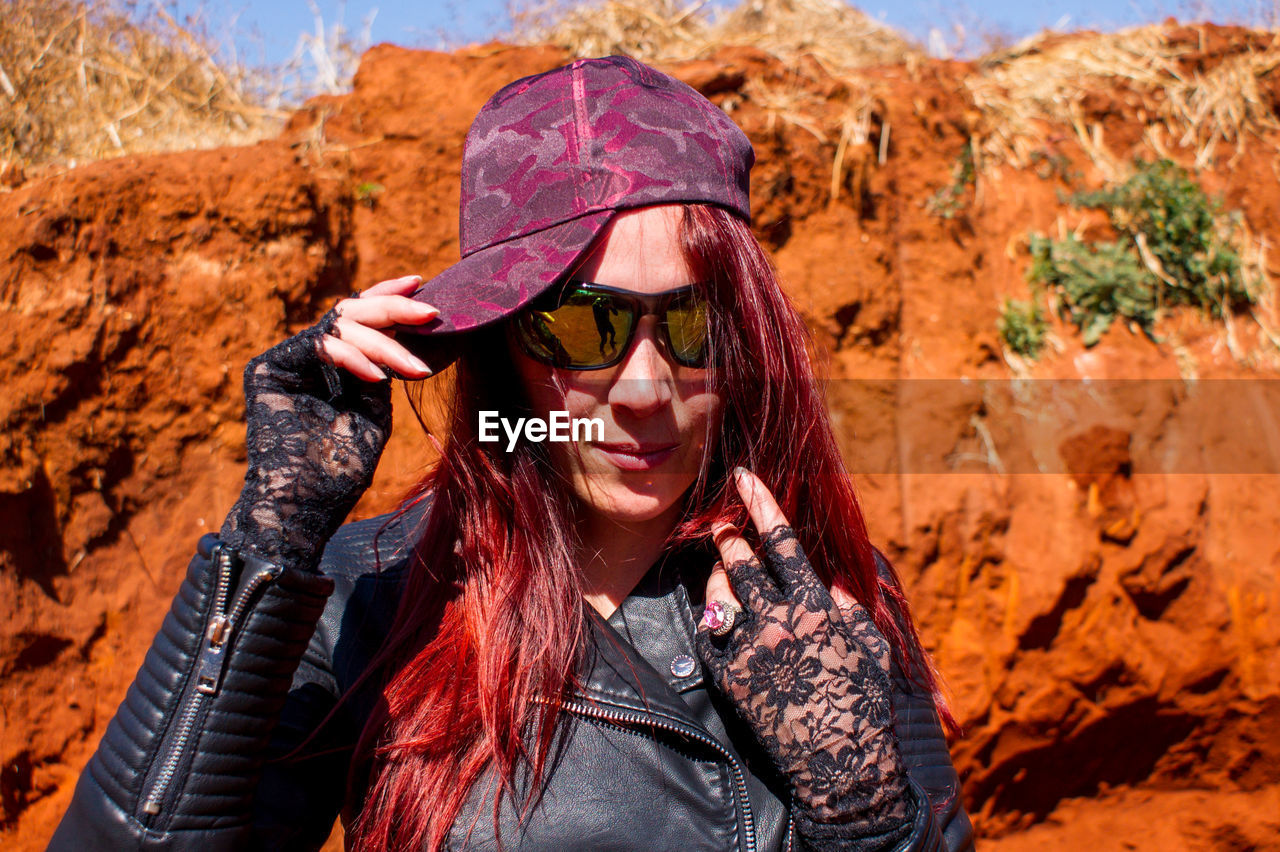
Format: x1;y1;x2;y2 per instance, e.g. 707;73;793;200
172;0;1273;76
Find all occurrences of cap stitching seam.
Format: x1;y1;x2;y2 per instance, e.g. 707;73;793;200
459;128;474;250
571;65;590;216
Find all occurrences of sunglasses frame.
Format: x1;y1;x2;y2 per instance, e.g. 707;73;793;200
513;279;710;371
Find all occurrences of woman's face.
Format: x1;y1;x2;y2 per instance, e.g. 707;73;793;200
509;205;722;531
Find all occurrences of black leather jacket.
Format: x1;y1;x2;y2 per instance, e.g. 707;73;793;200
49;505;974;851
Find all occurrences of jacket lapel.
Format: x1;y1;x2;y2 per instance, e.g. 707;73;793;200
573;604;710;731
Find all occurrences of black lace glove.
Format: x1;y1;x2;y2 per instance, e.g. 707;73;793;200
696;526;916;850
219;308;393;570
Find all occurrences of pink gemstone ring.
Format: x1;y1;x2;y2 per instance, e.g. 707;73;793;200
704;599;743;637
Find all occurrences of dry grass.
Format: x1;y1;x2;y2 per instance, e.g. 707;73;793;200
0;0;284;174
510;0;923;74
1160;47;1280;167
509;0;709;63
8;0;1279;198
967;23;1280;173
711;0;924;73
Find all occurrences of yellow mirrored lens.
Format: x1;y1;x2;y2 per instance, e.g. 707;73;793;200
518;311;564;363
540;290;636;367
665;299;708;363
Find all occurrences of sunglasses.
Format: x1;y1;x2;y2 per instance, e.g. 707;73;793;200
512;280;709;370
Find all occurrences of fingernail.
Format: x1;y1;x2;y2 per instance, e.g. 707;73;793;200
416;301;438;313
409;355;431;374
407;274;423;283
733;466;751;487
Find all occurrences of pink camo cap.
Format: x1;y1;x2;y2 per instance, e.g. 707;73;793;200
401;55;754;357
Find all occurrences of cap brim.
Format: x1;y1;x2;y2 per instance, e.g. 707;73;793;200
400;209;616;342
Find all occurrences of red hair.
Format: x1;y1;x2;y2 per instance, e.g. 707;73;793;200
675;204;954;719
347;204;954;851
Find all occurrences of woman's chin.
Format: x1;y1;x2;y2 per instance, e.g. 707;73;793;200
572;482;689;527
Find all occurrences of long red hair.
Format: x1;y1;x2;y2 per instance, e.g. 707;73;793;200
347;204;954;851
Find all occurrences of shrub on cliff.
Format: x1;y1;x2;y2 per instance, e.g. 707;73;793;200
1071;158;1250;315
1027;234;1156;347
998;296;1050;357
1021;158;1256;350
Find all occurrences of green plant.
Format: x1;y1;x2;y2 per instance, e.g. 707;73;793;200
1071;158;1250;314
355;181;385;208
1024;159;1257;349
998;296;1049;357
926;141;975;219
1028;233;1156;346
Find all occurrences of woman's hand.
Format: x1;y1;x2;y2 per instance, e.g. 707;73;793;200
697;468;915;844
319;275;439;381
219;275;439;569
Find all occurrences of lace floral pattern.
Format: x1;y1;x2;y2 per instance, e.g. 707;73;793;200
219;309;392;569
695;526;914;846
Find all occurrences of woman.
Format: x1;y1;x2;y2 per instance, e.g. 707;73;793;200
50;56;972;851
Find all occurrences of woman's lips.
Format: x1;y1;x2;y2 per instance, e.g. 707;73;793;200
593;442;679;471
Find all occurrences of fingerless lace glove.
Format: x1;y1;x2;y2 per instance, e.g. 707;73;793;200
219;309;392;570
696;526;917;851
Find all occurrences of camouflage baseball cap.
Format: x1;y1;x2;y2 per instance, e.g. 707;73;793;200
403;55;754;347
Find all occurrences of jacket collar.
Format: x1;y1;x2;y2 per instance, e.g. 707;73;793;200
374;501;719;731
570;546;716;731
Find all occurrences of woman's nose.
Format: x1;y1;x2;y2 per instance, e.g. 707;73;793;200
608;319;674;417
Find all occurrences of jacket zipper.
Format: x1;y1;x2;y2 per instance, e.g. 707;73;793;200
140;546;279;817
557;698;757;852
